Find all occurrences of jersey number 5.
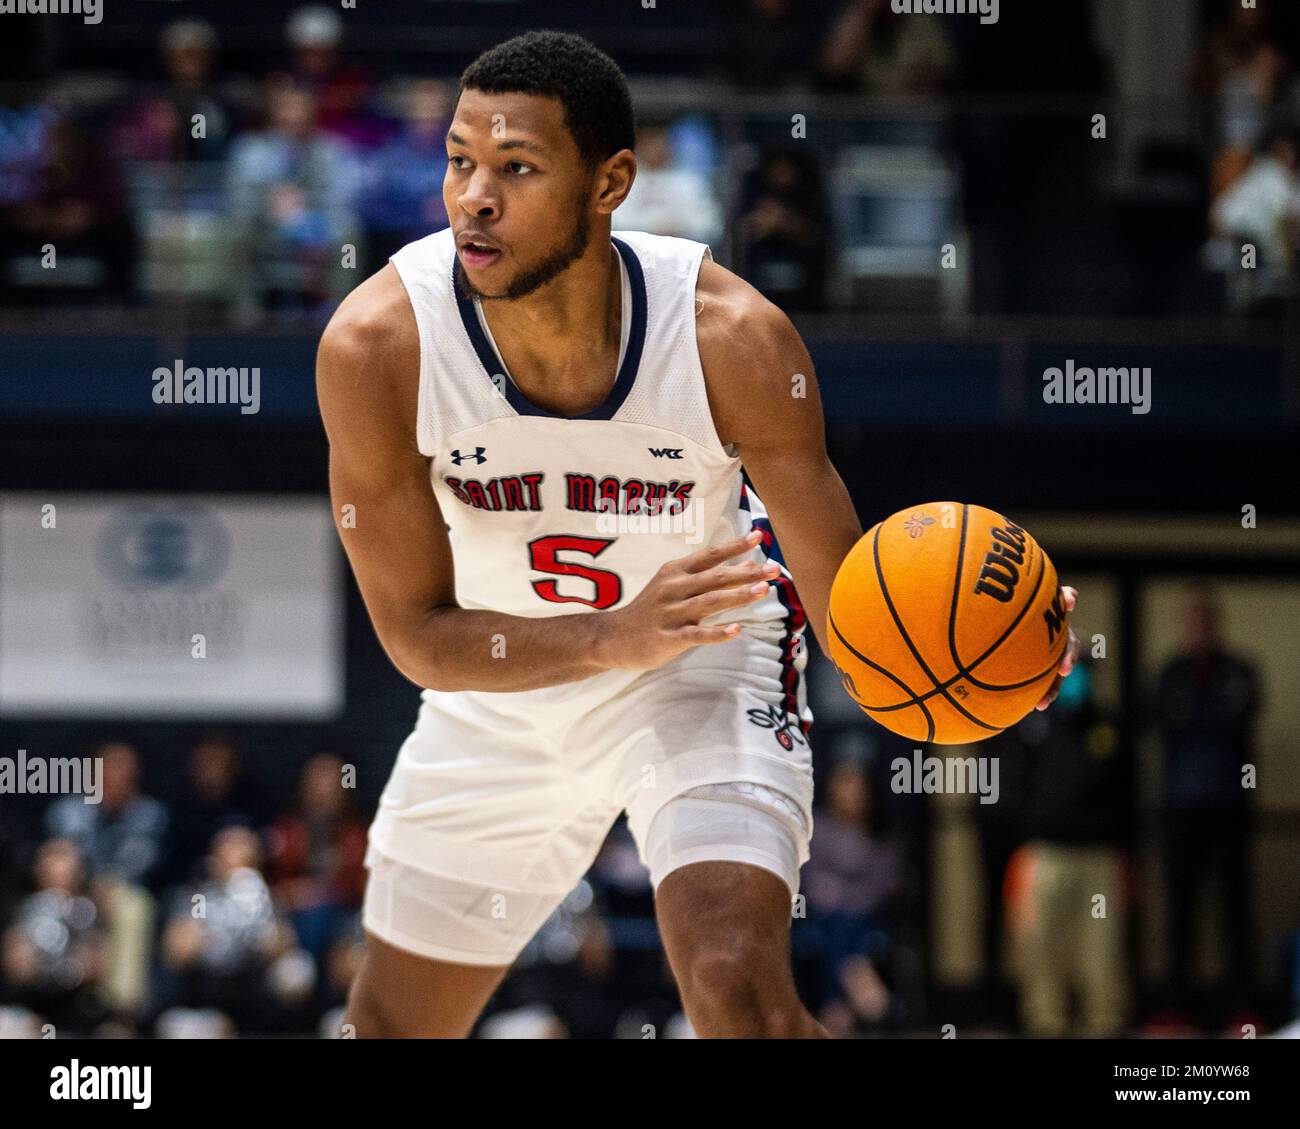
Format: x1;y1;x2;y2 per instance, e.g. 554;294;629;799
528;534;623;610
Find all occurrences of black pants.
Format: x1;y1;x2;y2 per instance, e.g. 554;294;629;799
1162;807;1252;1008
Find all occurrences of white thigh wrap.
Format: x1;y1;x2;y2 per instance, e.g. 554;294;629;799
642;781;809;898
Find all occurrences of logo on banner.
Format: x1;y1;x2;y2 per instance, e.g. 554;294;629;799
98;505;232;590
88;503;242;660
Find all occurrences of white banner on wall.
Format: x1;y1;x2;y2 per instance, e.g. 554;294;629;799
0;493;344;718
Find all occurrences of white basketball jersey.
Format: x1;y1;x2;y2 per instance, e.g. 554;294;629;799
388;228;807;714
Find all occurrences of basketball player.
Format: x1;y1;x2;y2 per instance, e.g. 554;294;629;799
317;31;1077;1038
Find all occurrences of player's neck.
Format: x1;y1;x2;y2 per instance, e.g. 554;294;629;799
478;234;622;401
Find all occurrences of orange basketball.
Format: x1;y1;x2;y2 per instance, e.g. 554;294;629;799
826;502;1070;745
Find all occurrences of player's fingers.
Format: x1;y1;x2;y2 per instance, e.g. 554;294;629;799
1061;585;1078;612
675;530;762;574
678;580;772;620
674;621;745;648
679;558;780;596
1035;673;1063;711
1057;628;1079;677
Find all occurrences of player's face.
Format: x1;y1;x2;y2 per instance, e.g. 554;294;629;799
445;89;595;301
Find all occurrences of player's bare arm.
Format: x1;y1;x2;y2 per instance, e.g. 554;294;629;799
695;257;1077;702
694;257;864;660
317;264;775;693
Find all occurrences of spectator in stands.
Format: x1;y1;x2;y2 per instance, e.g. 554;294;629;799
42;741;164;1023
356;78;450;275
225;76;361;321
1002;662;1134;1038
802;759;900;1036
1;839;106;1035
110;19;241;164
163;735;257;887
1193;0;1272;98
45;742;168;890
158;826;303;1035
283;4;390;151
264;753;367;964
613;121;723;247
1155;586;1261;1028
1203;22;1292;198
735;144;831;312
0;92;55;209
0;111;133;305
1210;127;1300;316
820;0;955;94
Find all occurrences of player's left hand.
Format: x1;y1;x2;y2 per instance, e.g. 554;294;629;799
1034;586;1078;711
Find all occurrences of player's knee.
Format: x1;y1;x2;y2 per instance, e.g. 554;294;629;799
679;947;760;1025
678;943;801;1036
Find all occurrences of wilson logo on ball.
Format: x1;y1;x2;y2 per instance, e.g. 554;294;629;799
972;523;1029;603
1043;589;1068;644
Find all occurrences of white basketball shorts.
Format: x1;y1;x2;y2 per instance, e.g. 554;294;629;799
363;623;815;966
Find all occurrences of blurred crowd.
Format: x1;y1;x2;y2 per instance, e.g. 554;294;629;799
0;584;1293;1039
4;2;1300;322
0;741;368;1038
1201;2;1300;314
977;588;1273;1039
1;8;457;323
0;5;834;323
0;730;907;1039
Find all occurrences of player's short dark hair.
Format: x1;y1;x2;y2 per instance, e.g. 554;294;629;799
459;31;635;166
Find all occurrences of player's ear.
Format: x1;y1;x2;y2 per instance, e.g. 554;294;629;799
594;149;636;215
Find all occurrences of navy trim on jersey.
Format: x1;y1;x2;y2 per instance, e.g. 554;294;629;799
451;237;648;422
772;575;811;738
749;503;810;737
741;480;788;569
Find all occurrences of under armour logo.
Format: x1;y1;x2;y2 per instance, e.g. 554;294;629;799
648;447;683;459
450;447;487;465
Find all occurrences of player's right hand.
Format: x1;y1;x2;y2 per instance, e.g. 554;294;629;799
596;530;780;671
